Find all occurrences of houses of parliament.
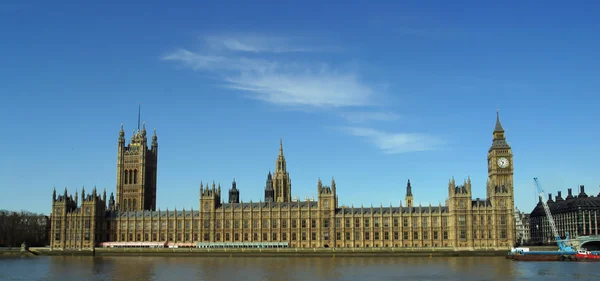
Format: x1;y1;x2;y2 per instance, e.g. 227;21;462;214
49;112;516;250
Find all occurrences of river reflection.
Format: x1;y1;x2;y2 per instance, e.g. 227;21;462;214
1;255;599;281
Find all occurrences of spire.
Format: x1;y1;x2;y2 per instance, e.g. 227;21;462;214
494;109;505;133
279;138;283;155
137;103;141;132
406;179;413;196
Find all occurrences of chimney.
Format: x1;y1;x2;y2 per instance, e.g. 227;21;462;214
567;188;573;199
547;193;553;202
555;191;563;201
579;185;588;198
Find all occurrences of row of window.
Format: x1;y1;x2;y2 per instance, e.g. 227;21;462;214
115;230;455;243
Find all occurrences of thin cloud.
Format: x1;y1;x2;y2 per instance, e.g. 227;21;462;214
339;126;444;154
339;111;401;123
203;34;332;53
162;48;376;108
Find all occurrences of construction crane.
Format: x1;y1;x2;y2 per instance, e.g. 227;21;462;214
533;177;574;252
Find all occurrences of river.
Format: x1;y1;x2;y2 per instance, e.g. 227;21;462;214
0;256;597;281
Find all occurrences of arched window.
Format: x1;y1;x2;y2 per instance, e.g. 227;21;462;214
129;170;133;184
134;170;138;184
124;170;128;184
133;199;137;210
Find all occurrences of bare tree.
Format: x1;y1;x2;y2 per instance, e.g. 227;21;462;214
0;210;50;247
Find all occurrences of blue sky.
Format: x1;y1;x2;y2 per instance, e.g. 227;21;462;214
1;1;599;215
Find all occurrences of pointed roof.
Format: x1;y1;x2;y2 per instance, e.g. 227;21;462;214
279;138;284;155
494;109;505;133
406;179;413;196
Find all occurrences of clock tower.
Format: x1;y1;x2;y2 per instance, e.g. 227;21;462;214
486;110;515;248
487;110;513;195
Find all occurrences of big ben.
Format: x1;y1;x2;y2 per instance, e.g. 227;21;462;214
487;110;513;194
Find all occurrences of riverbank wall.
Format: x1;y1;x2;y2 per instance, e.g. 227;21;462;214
28;247;514;258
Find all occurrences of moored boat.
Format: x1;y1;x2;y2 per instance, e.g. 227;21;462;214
574;249;600;261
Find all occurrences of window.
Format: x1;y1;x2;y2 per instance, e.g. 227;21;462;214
384;232;389;240
301;219;306;228
282;219;287;228
291;219;297;228
500;229;507;239
442;217;448;226
364;218;370;228
226;220;231;228
374;218;380;227
403;232;408;240
412;217;418;227
225;233;230;241
203;233;209;241
383;218;389;228
272;219;277;228
433;217;438;226
393;218;399;227
253;233;258;241
345;219;351;228
335;218;341;228
234;233;239;241
272;233;277;240
263;233;268;241
355;218;360;228
263;219;269;228
311;219;317;228
302;232;307;240
345;232;351;240
282;232;287;240
413;231;418;240
311;232;317;240
433;231;438;240
458;216;466;227
365;232;370;240
403;217;408;227
234;220;239;228
336;232;341;240
324;199;329;208
354;232;360;240
374;232;379;240
423;231;428;240
423;217;428;227
324;219;330;228
323;232;329;240
393;231;398;240
292;232;297;240
244;233;249;241
243;220;249;228
460;230;466;240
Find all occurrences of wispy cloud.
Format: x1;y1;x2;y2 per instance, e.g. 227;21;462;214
203;34;328;53
339;111;400;123
162;33;441;154
339;127;444;154
162;47;377;108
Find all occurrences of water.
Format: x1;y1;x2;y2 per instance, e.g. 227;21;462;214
0;256;598;281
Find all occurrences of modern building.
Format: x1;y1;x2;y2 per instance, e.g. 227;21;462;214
514;207;530;245
529;186;600;244
49;112;516;250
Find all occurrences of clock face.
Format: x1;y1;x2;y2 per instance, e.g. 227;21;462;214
497;157;509;169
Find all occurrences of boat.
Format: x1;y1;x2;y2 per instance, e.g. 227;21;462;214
574;248;600;261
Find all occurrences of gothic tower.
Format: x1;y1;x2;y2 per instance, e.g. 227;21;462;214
405;179;414;208
116;106;158;211
272;139;292;202
486;110;515;247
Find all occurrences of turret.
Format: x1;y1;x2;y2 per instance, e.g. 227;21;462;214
265;172;274;202
406;179;413;208
229;178;240;204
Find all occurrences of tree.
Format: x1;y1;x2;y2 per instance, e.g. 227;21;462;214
0;210;50;247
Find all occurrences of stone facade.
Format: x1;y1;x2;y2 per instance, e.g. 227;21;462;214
514;207;530;245
50;112;516;250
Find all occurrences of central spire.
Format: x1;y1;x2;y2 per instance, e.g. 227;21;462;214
279;138;283;156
